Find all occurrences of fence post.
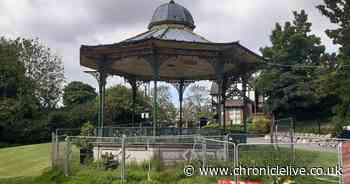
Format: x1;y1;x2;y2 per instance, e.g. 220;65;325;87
202;138;206;168
224;135;229;161
97;140;102;169
190;135;199;162
270;113;275;143
64;136;71;176
147;137;151;181
235;144;240;183
121;134;126;183
56;131;59;166
51;132;55;168
275;122;278;144
290;118;295;164
338;143;343;184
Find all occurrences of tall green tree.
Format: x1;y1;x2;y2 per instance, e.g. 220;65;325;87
63;81;97;107
21;39;64;110
317;0;350;132
0;38;26;98
256;10;326;119
317;0;350;56
0;37;52;144
104;85;151;126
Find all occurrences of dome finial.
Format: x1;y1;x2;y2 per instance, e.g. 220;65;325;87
149;1;196;30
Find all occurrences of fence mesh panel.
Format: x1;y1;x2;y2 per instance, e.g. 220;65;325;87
52;135;69;173
52;132;341;183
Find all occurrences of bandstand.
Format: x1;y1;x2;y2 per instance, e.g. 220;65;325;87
80;0;263;136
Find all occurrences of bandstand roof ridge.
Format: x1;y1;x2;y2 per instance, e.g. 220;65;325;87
123;25;210;43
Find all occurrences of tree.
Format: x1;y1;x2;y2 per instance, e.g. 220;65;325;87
256;10;326;119
152;85;177;124
185;84;212;121
104;85;151;126
317;0;350;57
0;37;30;133
21;38;64;110
0;37;43;144
0;37;64;144
0;38;26;98
63;81;97;107
182;101;196;127
317;0;350;132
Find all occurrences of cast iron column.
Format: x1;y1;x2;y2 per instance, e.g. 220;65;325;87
179;80;185;129
151;57;160;137
85;70;107;137
216;79;223;126
242;76;248;133
129;79;138;127
222;84;227;130
153;80;158;137
99;72;107;136
213;59;225;129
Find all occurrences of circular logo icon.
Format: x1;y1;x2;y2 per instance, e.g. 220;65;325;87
184;165;195;177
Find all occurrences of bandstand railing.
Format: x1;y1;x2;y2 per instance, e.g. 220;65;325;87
96;127;226;137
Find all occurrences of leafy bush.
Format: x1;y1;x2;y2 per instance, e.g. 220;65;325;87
80;122;95;136
75;122;95;150
292;119;335;135
226;124;244;133
249;116;271;134
202;123;221;129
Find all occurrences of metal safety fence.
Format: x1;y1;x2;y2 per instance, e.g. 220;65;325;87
52;134;235;181
52;133;344;183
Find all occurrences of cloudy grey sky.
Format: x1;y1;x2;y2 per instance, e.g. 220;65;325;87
0;0;338;103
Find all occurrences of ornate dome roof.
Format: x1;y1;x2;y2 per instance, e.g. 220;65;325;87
148;0;195;30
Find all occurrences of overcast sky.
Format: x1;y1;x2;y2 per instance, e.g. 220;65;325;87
0;0;338;104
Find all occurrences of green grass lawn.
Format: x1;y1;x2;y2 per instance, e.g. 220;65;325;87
238;145;339;183
0;143;51;179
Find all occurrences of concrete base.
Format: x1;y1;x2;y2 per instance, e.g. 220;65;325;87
93;144;226;164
